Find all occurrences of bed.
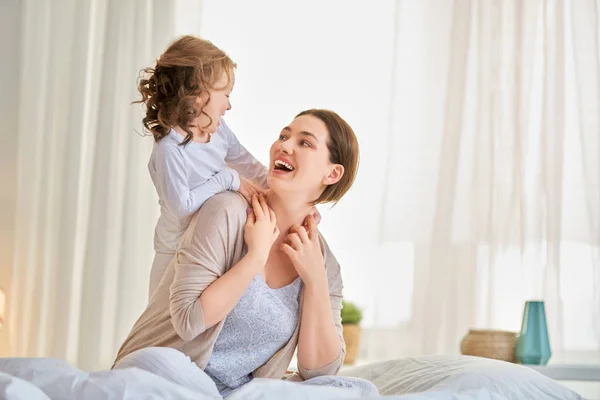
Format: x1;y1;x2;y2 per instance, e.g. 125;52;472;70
0;355;584;399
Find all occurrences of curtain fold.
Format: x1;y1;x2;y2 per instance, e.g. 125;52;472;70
9;0;184;370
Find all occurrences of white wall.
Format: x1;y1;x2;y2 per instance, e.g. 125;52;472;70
195;0;401;325
0;0;21;356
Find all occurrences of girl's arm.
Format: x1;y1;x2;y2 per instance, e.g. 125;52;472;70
221;119;269;190
155;144;240;217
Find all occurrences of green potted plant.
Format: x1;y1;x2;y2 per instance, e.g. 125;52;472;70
341;299;363;364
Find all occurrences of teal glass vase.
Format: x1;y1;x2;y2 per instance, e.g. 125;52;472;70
515;301;552;365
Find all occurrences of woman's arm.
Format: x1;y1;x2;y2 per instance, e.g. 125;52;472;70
170;193;278;341
155;144;239;217
281;216;345;379
221;119;269;190
297;270;343;371
190;254;266;339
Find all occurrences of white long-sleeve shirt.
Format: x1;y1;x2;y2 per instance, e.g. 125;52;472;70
149;119;267;253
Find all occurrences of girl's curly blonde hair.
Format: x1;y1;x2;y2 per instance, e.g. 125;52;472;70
135;35;236;145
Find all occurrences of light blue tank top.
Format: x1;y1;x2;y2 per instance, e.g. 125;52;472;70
204;274;302;396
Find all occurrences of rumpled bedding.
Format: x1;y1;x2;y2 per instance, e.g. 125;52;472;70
0;355;583;399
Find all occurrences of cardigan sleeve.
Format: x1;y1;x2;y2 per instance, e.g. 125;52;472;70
169;191;248;341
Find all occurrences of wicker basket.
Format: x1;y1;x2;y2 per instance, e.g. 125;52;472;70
342;324;361;365
460;329;518;363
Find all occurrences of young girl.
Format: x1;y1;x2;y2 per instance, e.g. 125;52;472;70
138;35;267;298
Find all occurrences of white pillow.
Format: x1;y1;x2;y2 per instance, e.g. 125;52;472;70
340;355;583;399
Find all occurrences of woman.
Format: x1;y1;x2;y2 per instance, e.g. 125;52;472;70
113;109;377;397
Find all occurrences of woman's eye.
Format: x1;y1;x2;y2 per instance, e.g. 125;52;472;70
278;134;287;140
301;140;312;147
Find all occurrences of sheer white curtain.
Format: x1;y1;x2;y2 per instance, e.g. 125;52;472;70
200;0;599;363
365;0;600;363
6;0;192;370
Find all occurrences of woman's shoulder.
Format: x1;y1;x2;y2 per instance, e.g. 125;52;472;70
194;191;248;226
178;192;248;260
316;233;343;284
184;192;248;244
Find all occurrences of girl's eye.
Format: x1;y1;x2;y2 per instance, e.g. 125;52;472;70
278;134;287;140
301;140;312;147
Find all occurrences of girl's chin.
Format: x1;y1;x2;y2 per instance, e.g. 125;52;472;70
198;119;219;134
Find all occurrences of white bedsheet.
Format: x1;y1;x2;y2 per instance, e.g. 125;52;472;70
0;356;583;400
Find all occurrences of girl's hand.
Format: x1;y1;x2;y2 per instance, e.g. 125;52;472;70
244;194;279;263
238;177;264;204
282;215;326;286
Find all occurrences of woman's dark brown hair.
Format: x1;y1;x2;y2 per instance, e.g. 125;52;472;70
135;35;236;145
296;109;360;205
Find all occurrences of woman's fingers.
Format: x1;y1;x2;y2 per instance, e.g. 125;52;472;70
245;207;255;225
281;243;296;260
258;194;269;217
287;232;302;250
251;194;264;219
269;207;277;226
250;181;265;197
305;214;317;239
290;224;309;243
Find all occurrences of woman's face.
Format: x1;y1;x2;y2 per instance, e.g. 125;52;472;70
195;70;233;134
267;114;343;202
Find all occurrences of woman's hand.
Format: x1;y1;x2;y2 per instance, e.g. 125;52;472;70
238;177;264;204
244;194;279;263
282;214;326;286
306;206;322;227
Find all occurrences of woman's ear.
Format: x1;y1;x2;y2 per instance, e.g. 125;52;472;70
323;164;344;186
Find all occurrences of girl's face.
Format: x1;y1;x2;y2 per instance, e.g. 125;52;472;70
195;70;234;134
267;114;344;203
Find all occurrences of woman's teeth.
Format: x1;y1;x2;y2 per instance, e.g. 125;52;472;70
274;160;294;171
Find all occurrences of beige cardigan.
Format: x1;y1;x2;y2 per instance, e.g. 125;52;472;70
114;192;346;380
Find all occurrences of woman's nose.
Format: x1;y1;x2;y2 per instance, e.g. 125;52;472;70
278;140;293;153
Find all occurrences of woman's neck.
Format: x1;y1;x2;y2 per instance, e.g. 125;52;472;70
265;191;312;242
